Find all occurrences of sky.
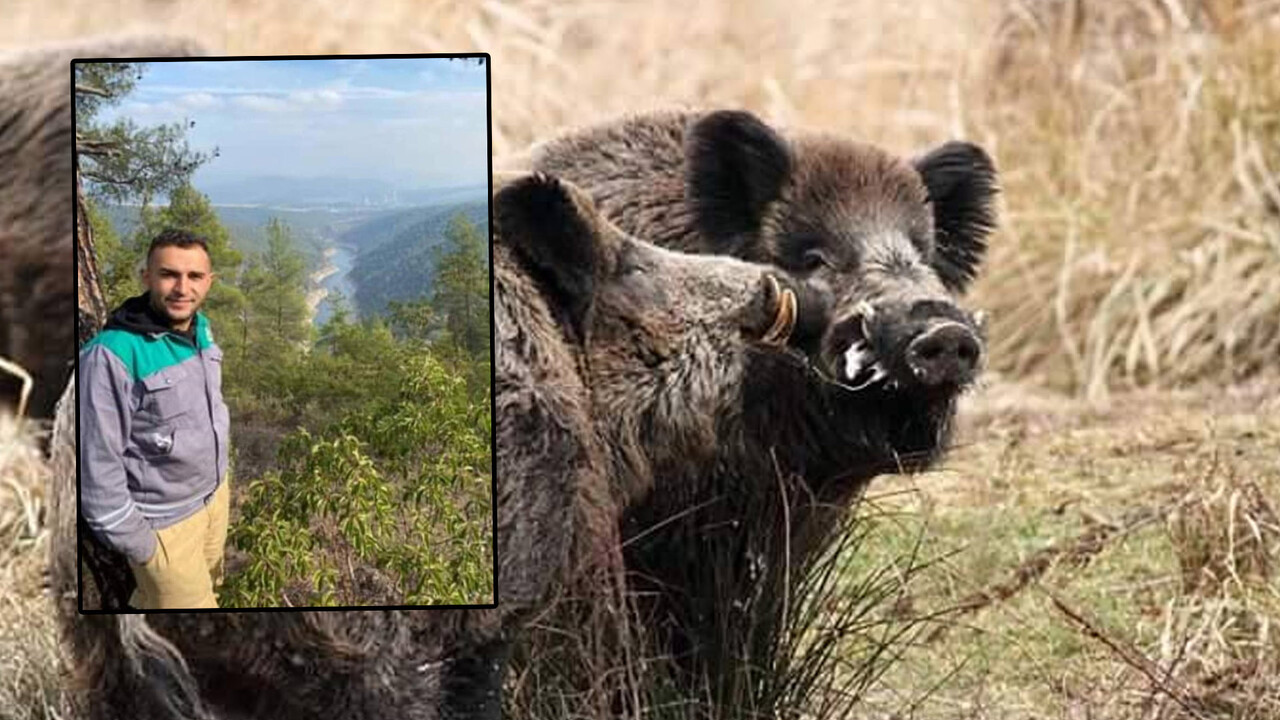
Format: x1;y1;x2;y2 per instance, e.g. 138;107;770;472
95;56;489;192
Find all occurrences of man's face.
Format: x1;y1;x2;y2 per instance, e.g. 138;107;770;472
142;245;215;331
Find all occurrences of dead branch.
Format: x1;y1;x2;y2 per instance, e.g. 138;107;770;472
923;494;1189;644
1049;593;1210;720
74;83;112;98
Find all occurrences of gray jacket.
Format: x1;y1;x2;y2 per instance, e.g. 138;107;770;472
78;294;230;563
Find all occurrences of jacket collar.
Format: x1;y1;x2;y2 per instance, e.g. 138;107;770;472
104;292;203;345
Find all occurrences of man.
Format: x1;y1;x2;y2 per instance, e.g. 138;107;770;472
79;228;231;609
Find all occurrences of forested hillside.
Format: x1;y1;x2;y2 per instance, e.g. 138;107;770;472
337;205;446;252
345;200;488;317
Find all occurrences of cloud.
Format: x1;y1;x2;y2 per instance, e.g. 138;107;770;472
118;100;154;114
112;61;488;189
407;89;487;110
234;94;290;112
335;85;412;100
379;117;432;129
288;88;344;109
180;92;219;109
147;83;412;101
118;100;182;118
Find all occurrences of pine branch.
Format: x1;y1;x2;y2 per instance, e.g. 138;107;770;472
80;168;147;186
75;134;123;158
75;83;112;98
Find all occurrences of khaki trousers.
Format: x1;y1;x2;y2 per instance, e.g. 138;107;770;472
129;480;230;609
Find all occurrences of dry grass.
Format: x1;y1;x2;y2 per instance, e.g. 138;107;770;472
8;0;1278;396
980;0;1280;399
0;413;71;720
853;378;1280;719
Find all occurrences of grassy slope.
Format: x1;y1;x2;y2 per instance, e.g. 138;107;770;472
847;376;1280;719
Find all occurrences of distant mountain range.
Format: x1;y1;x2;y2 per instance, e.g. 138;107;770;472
99;203;354;264
198;175;487;210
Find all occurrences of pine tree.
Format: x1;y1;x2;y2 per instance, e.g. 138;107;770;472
430;214;490;359
386;297;436;344
75;62;215;205
236;218;310;381
85;197;140;309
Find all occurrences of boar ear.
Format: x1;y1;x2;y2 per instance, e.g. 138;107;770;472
494;173;599;340
686;110;793;254
914;141;999;294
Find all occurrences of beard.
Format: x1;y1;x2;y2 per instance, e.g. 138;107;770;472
150;291;202;327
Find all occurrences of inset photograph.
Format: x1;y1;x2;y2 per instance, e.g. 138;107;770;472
73;54;493;611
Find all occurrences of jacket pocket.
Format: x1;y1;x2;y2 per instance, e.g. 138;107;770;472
140;365;192;422
136;427;177;458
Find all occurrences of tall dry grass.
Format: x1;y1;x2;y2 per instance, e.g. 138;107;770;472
7;0;1278;397
0;412;70;720
1157;466;1280;719
10;0;1278;397
505;490;942;720
980;0;1280;399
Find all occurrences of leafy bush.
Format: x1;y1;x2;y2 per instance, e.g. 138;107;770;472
221;346;492;608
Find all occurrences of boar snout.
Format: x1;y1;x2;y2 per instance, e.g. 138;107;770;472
821;295;985;393
905;320;982;388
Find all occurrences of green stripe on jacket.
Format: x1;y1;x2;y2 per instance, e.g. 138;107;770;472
81;311;216;381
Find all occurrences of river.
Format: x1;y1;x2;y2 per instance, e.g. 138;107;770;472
310;243;358;327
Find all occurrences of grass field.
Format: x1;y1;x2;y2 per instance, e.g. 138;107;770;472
853;376;1280;718
2;0;1278;717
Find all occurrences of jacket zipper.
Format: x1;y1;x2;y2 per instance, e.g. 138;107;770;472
163;319;221;485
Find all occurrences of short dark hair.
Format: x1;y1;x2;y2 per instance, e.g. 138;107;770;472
146;228;211;264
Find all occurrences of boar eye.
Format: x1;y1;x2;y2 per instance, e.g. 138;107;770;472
618;256;645;276
910;232;936;259
615;245;647;276
799;248;835;272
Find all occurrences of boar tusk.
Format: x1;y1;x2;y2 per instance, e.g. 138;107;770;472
0;356;33;419
843;341;868;379
761;281;797;346
848;364;888;392
854;301;876;340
